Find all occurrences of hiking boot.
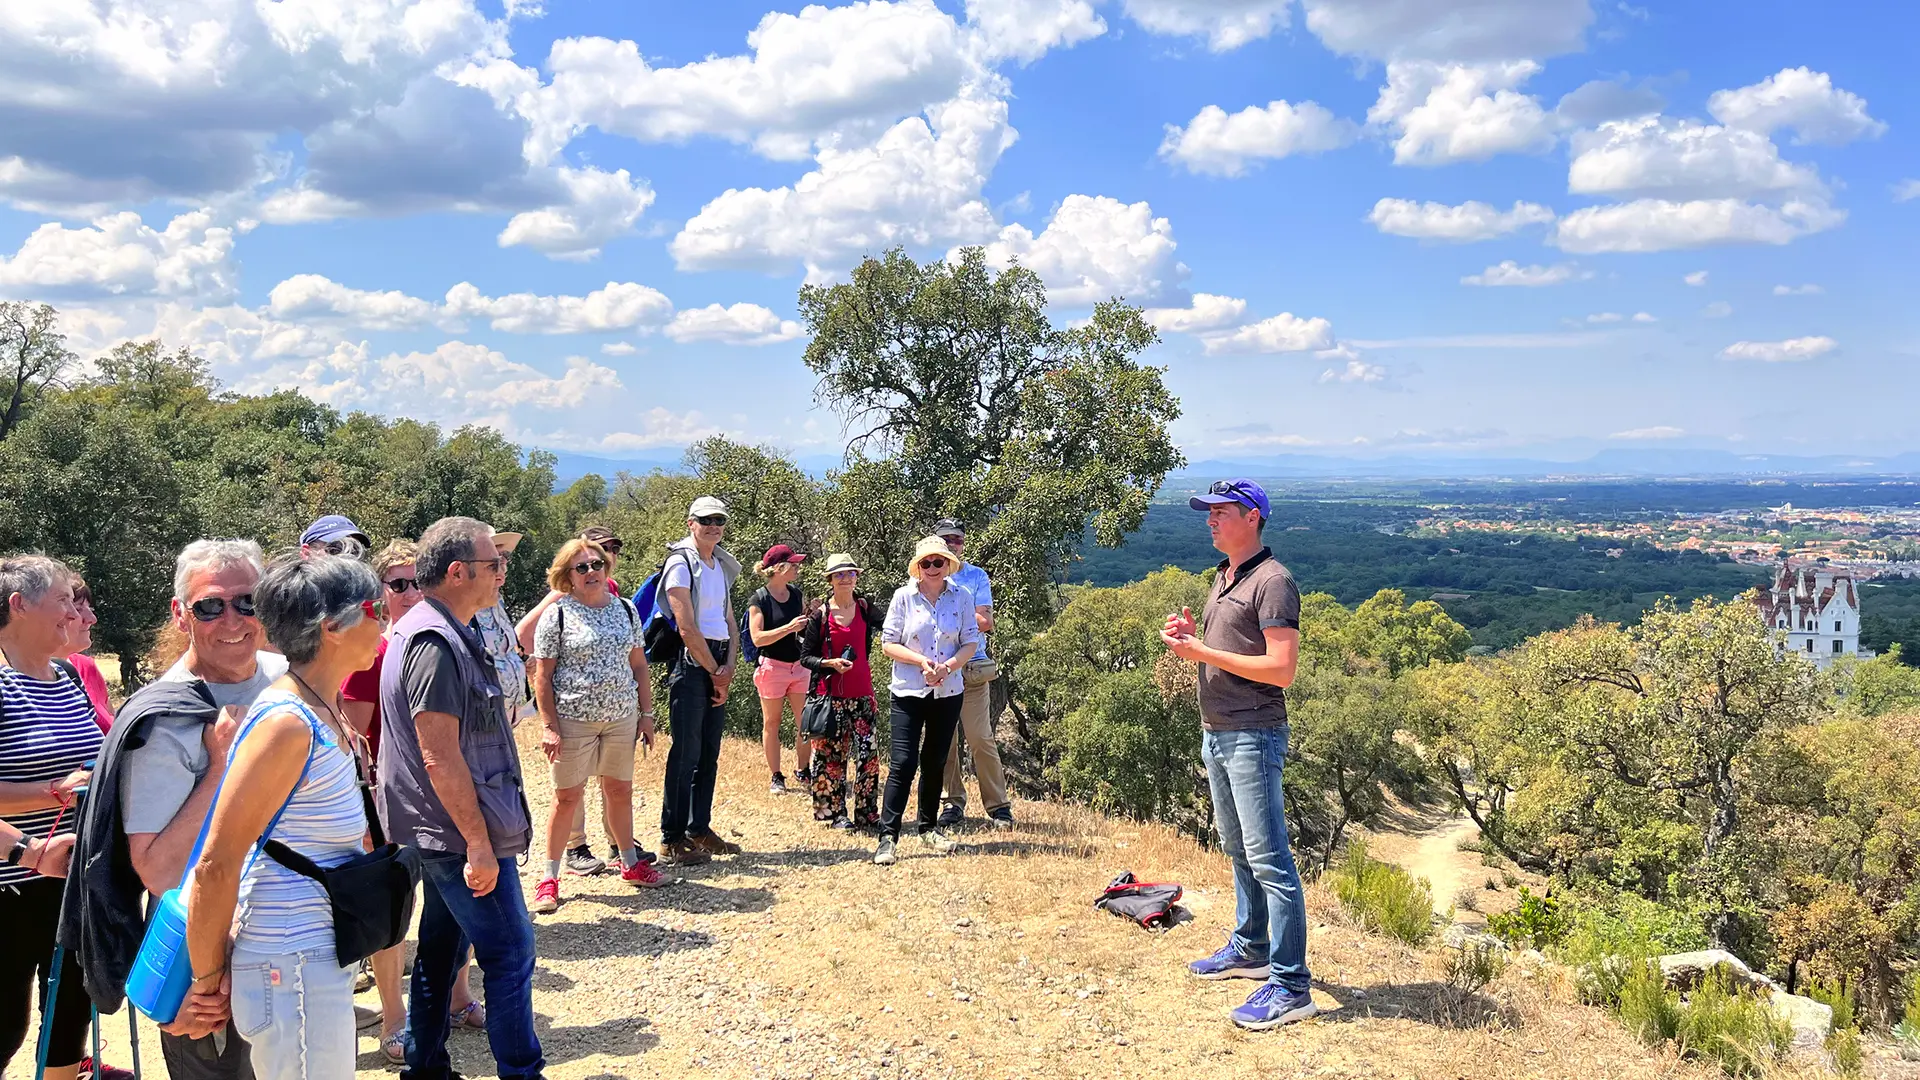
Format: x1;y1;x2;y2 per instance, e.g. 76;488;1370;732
919;829;958;855
987;807;1014;830
936;805;963;829
565;845;606;876
690;830;742;856
769;773;788;795
660;840;710;866
529;877;560;914
1230;984;1319;1030
620;859;675;889
1189;940;1269;980
873;837;898;865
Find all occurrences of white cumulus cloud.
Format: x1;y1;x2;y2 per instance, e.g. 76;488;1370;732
1898;180;1920;203
671;91;1012;282
1145;293;1248;334
1368;61;1557;166
663;303;804;346
1772;283;1823;296
1300;0;1594;62
496;167;654;261
966;0;1106;63
1366;198;1555;241
1720;336;1837;362
1460;261;1589;286
1121;0;1293;52
1567;116;1825;201
974;194;1187;306
1319;358;1387;384
267;274;442;330
1199;312;1336;354
1552;198;1844;253
1684;270;1709;286
1707;67;1885;146
0;209;239;302
442;280;673;334
1160;100;1358;177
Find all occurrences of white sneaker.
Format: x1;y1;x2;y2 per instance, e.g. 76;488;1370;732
873;837;898;865
920;829;958;855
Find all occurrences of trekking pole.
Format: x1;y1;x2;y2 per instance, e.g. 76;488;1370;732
90;1006;103;1079
127;1008;142;1080
32;796;75;1080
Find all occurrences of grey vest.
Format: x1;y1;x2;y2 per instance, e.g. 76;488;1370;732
375;596;532;858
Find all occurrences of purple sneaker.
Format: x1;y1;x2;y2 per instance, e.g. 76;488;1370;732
1230;984;1318;1030
1188;940;1269;980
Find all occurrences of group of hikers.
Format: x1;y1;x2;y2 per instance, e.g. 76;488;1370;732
0;475;1318;1080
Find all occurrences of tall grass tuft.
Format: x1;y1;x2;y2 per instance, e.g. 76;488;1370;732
1329;839;1434;946
1674;967;1791;1078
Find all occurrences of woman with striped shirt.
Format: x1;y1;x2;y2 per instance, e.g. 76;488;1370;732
182;554;385;1080
0;555;126;1080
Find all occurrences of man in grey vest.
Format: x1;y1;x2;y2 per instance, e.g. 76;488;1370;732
376;517;543;1080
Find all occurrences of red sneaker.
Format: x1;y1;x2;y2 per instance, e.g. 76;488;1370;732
530;877;560;913
76;1059;135;1080
620;860;675;889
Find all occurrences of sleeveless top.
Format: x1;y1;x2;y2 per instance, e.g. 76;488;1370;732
824;604;873;699
230;689;367;957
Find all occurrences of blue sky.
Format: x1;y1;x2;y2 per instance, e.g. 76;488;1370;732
1;0;1915;460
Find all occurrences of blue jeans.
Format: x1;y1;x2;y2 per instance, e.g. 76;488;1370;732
228;945;355;1080
1203;727;1312;994
661;647;728;844
407;854;543;1080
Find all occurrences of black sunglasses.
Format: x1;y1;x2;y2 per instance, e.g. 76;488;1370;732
384;577;419;594
571;558;607;576
189;594;256;622
919;558;949;571
694;515;727;527
458;557;504;574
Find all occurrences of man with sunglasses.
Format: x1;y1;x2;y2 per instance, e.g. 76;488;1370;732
117;539;286;1078
1162;477;1317;1031
658;496;744;866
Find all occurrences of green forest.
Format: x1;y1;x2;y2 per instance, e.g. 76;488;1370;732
1075;500;1771;650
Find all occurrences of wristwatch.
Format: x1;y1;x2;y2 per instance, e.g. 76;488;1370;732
5;836;31;867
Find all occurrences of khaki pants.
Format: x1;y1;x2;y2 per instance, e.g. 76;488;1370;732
941;678;1008;814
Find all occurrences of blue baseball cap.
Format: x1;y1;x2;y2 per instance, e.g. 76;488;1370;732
1189;478;1270;519
300;514;370;547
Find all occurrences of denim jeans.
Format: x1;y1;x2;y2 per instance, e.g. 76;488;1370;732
406;854;543;1080
1202;726;1312;994
228;945;355;1080
661;646;728;844
877;693;963;840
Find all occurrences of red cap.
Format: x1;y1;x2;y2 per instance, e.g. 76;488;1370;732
761;543;807;567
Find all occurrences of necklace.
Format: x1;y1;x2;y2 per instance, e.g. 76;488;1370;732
288;668;355;750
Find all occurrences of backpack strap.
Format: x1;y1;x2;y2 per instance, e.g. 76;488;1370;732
50;658;85;697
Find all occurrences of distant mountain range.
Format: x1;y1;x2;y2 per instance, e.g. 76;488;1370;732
539;446;1920;489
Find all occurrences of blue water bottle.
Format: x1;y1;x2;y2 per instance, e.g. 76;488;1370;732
124;888;193;1023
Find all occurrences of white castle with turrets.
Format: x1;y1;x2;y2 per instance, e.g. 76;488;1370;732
1755;560;1871;667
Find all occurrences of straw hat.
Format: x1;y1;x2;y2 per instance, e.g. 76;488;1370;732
907;536;960;579
822;553;862;576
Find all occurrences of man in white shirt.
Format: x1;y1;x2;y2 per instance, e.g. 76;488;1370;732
658;496;743;866
121;539;287;1080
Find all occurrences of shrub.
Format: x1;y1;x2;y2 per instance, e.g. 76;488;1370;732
1827;1028;1863;1077
1807;976;1857;1032
1907;974;1920;1033
1556;891;1709;966
1440;940;1507;995
1330;839;1434;946
1486;887;1570;950
1615;959;1682;1045
1675;967;1791;1078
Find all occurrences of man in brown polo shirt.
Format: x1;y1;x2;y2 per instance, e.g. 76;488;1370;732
1161;477;1316;1030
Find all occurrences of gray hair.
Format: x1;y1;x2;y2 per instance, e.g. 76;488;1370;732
256;553;380;664
416;516;490;588
174;539;267;604
0;555;72;630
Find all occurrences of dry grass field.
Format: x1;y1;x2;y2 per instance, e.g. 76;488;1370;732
10;722;1845;1080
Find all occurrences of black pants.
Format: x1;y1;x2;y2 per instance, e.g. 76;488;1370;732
877;693;964;841
0;878;93;1072
160;1026;255;1080
661;642;729;844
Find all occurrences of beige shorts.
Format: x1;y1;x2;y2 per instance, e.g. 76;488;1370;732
551;715;638;789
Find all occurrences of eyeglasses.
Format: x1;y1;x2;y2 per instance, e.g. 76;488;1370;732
571;559;607;576
457;557;504;574
360;599;388;622
384;577;419;593
599;540;623;556
939;535;964;546
694;515;727;527
919;558;948;571
189;595;256;622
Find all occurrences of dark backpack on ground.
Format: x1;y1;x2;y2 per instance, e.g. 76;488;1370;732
1094;871;1184;930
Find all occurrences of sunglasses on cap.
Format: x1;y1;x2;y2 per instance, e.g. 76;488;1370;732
599;540;623;556
571;558;607;576
1208;479;1261;503
694;514;728;527
384;576;418;594
319;539;365;557
189;594;256;622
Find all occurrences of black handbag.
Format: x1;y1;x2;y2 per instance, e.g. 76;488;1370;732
263;752;421;967
800;692;836;739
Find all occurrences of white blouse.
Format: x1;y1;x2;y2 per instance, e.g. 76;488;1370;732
880;581;981;698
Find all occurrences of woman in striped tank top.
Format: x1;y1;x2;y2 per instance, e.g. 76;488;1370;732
0;555;130;1080
183;554;387;1080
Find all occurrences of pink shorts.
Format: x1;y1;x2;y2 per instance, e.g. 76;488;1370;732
754;656;811;698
